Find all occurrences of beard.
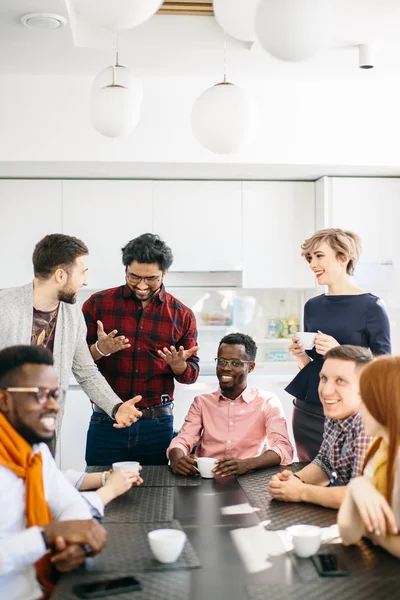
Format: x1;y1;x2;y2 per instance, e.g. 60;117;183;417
130;283;162;303
14;420;55;446
58;285;77;304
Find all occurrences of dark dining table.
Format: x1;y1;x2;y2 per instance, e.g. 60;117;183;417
53;464;399;600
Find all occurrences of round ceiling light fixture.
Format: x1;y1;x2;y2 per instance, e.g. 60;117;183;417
20;13;68;30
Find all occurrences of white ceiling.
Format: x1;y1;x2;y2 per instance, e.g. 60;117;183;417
1;0;400;78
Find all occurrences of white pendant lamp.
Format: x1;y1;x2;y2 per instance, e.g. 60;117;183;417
255;0;330;62
77;0;164;30
213;0;259;43
91;46;143;138
191;82;257;154
191;36;258;154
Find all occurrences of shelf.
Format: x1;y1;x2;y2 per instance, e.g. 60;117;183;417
197;325;234;332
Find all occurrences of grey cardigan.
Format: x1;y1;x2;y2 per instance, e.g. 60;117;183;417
0;283;121;435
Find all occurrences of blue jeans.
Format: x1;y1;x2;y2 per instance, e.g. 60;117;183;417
85;412;174;466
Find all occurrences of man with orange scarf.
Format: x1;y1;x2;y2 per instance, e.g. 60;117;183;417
0;345;107;600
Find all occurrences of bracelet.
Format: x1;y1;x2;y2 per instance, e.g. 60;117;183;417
101;471;107;486
95;340;111;357
293;473;303;483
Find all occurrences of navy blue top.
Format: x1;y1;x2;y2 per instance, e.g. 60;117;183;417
285;293;391;406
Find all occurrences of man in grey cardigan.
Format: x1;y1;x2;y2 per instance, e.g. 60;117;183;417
0;234;142;453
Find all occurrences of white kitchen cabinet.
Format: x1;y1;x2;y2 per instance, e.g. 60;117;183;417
62;180;153;289
0;180;62;288
327;177;399;263
58;387;92;471
152;181;242;271
242;182;315;288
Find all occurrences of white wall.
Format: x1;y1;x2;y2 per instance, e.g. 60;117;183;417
1;74;400;166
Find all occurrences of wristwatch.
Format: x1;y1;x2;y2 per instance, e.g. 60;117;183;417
111;403;123;420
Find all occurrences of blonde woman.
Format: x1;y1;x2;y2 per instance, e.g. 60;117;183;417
286;228;391;462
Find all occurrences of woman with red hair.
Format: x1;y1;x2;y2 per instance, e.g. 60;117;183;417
338;355;400;558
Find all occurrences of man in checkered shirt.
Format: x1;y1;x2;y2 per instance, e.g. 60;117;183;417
269;345;373;509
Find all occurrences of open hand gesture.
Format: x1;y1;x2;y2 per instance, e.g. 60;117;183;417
96;320;130;356
157;345;199;374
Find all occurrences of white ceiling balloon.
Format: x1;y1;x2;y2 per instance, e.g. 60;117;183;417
76;0;164;30
213;0;260;43
91;64;143;138
191;82;258;154
255;0;330;62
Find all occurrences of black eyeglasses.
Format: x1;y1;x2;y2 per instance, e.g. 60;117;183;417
126;272;162;285
4;387;66;405
214;358;252;369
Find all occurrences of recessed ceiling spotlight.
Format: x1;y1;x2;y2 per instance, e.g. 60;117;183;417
20;13;67;30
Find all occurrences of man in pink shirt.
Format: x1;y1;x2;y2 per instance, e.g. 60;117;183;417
168;333;293;477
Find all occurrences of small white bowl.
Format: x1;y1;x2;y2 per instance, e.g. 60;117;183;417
112;461;140;474
148;529;187;563
286;524;321;558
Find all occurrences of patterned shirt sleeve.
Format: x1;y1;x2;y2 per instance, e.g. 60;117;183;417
173;309;200;385
82;295;98;348
351;421;372;479
312;420;332;478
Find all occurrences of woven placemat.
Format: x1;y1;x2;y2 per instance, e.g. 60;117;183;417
85;520;201;573
103;486;174;523
291;541;400;581
53;571;192;600
85;464;201;487
237;464;336;529
246;578;399;600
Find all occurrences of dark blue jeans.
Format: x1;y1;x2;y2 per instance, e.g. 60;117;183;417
85;412;174;466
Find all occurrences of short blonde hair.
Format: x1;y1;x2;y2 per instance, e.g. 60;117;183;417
301;228;361;275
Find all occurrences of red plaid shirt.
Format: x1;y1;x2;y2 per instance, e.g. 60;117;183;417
82;284;199;409
312;413;372;485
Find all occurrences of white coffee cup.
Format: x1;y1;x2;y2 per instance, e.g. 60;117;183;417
112;461;140;474
196;457;217;478
286;524;321;558
148;529;187;563
295;332;317;350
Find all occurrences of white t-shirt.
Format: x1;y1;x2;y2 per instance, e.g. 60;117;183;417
364;450;400;528
0;444;92;600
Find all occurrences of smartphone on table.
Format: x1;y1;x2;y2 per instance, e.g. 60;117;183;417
311;553;349;577
73;576;142;598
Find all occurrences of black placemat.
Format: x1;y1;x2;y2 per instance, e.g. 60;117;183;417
85;520;201;573
237;463;337;529
246;578;400;600
53;571;191;600
291;541;400;581
103;486;174;523
85;464;201;487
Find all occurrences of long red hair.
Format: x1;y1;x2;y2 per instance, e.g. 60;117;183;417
360;356;400;502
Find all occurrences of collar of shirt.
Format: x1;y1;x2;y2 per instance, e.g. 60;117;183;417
329;413;360;434
121;283;166;304
218;386;253;404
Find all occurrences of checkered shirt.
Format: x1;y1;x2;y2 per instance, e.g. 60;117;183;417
312;413;372;485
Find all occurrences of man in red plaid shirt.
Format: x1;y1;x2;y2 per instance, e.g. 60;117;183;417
269;345;373;509
82;233;199;466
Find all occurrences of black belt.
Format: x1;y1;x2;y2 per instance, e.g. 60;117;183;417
93;400;174;420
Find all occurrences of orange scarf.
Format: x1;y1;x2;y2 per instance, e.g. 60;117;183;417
0;413;56;597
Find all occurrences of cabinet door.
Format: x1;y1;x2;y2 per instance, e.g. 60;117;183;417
0;180;62;288
329;178;397;263
242;182;315;288
58;387;92;471
62;180;153;289
152;181;242;271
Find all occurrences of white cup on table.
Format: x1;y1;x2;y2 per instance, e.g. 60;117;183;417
295;332;317;350
112;461;140;474
148;529;187;563
196;457;217;478
286;524;322;558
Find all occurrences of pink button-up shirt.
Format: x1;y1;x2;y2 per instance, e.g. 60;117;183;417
167;387;293;466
